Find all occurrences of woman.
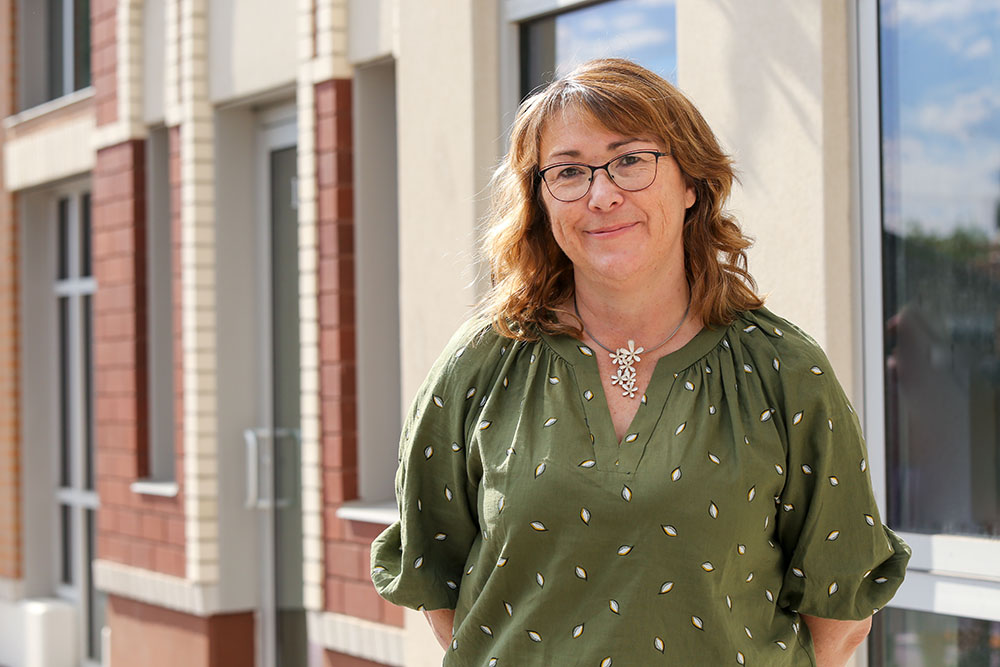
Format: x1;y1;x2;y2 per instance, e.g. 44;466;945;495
371;58;909;666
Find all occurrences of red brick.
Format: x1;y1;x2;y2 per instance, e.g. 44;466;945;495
117;508;140;538
325;541;363;580
323;508;345;542
323;650;390;667
342;579;382;622
333;117;353;150
322;396;357;433
141;513;167;542
320;328;356;367
320;363;356;399
315;83;336;116
343;520;384;545
131;540;154;570
318;186;354;222
323;468;358;504
166;517;185;547
381;599;404;628
325;576;346;613
322;432;358;470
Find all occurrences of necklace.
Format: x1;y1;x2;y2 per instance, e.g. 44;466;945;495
573;293;691;399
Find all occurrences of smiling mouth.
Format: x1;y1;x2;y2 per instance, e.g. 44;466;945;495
587;222;639;236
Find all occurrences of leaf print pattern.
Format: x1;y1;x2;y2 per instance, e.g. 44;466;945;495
369;309;910;665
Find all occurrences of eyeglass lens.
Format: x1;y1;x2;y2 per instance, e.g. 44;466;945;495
542;151;660;202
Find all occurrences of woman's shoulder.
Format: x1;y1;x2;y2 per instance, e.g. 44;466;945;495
422;315;512;389
732;307;850;402
733;307;831;362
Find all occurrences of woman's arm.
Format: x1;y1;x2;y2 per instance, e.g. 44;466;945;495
801;614;872;667
423;608;456;651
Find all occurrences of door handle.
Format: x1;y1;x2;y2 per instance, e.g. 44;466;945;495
244;428;265;509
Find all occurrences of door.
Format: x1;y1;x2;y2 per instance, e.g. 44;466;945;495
246;110;305;667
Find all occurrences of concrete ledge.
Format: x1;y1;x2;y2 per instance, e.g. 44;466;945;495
307;610;405;666
93;559;222;616
0;597;79;667
335;499;398;525
3;112;96;191
0;576;25;602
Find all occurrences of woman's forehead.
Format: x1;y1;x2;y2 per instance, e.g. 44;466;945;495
537;108;659;162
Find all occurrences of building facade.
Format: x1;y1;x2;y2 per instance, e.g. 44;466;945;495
0;1;996;666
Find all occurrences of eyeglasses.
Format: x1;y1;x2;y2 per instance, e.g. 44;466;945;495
538;150;670;202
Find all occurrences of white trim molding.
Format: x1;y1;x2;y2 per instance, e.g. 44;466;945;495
93;0;148;149
306;610;405;666
178;0;221;586
336;500;398;526
890;571;1000;624
93;559;223;616
2;114;96;191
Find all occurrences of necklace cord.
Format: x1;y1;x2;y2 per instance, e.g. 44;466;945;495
573;292;691;355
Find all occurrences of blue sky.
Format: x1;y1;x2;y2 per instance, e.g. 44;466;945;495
880;0;1000;237
553;0;677;84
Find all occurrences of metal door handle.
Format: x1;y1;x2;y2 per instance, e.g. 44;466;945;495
244;428;264;509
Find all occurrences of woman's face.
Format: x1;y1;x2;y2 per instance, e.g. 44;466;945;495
538;108;696;289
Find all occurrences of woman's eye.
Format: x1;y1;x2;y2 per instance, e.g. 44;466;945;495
618;154;644;167
555;166;586;180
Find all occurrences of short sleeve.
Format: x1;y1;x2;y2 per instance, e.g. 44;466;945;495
370;321;496;611
774;338;910;620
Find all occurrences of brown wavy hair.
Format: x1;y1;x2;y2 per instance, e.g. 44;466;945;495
479;58;763;340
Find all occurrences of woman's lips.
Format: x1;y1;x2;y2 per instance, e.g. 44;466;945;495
586;221;639;238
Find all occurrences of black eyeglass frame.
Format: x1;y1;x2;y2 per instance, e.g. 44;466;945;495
537;150;671;202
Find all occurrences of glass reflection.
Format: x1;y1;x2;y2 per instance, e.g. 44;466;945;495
872;607;1000;666
521;0;677;97
880;0;1000;537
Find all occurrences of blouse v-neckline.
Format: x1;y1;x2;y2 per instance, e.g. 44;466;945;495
539;324;728;473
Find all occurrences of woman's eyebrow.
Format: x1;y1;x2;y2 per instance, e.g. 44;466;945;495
545;138;647;162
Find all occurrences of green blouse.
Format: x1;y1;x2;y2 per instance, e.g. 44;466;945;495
371;308;910;666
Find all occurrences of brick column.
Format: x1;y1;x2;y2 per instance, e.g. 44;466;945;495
0;0;20;582
92;141;185;577
316;79;402;629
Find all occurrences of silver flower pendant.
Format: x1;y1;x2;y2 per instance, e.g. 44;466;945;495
609;340;643;398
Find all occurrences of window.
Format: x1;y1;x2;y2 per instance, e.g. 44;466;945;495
861;0;1000;662
53;191;105;663
517;0;677;98
18;0;91;109
143;127;177;485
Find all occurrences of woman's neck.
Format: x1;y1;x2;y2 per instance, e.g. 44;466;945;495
572;268;694;349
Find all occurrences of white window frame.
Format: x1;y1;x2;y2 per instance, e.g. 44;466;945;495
48;184;103;666
856;0;1000;626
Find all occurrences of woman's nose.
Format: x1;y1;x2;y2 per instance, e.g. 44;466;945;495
587;168;624;210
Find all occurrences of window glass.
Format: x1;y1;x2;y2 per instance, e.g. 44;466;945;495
520;0;677;97
872;607;1000;665
73;0;91;90
86;509;106;660
60;504;73;585
879;0;1000;538
58;296;71;488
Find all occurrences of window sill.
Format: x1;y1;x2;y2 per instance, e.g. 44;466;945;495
130;480;179;498
3;86;95;129
335;499;399;525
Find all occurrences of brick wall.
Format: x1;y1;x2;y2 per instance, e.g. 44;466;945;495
92;141;185;577
316;79;402;629
92;0;117;126
0;0;20;582
108;595;253;667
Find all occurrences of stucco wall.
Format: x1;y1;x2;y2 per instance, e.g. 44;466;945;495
676;0;858;396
